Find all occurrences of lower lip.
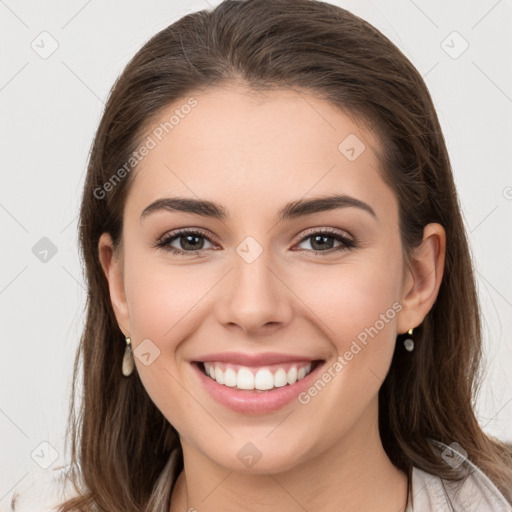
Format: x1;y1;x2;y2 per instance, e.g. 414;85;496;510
193;362;323;415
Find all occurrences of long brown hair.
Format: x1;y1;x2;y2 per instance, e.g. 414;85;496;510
60;0;512;509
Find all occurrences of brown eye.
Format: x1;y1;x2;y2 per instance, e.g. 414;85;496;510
295;229;356;255
156;229;215;255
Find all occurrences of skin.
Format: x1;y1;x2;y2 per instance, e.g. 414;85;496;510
99;83;446;512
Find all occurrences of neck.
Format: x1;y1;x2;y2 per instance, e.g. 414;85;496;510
169;400;408;512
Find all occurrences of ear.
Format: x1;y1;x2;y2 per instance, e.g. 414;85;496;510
98;232;131;336
397;223;446;334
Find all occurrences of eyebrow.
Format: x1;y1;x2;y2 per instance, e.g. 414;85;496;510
140;194;377;223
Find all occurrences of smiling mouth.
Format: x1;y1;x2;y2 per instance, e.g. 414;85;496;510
197;360;323;391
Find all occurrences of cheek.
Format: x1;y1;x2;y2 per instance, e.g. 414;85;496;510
295;255;402;347
292;247;403;404
291;262;402;433
123;250;214;345
121;251;209;429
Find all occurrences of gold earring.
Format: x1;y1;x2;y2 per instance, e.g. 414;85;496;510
122;336;135;376
403;328;414;352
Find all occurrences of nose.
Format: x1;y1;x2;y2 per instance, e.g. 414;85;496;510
216;244;293;337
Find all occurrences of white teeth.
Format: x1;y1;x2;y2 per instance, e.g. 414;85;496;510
215;366;224;385
287;366;298;385
202;362;314;390
237;368;255;390
224;367;237;387
254;369;274;390
274;368;288;388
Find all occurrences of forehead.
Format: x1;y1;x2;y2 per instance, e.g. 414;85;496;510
125;85;396;222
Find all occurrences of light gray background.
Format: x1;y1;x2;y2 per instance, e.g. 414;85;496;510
1;0;511;500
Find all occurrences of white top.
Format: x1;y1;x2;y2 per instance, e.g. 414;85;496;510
406;457;512;511
3;441;511;512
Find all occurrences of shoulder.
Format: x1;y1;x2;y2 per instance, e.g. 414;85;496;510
408;440;512;512
1;464;79;512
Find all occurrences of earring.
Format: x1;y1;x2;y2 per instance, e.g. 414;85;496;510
403;328;415;352
122;336;135;376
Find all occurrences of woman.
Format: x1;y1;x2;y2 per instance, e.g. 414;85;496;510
6;0;511;510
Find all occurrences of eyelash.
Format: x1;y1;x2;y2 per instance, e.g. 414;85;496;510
154;227;357;257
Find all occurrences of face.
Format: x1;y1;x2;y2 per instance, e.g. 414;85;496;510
100;83;433;474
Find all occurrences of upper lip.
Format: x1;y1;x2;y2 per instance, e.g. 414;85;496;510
193;352;320;366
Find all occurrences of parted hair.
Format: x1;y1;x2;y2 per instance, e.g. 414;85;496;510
60;1;512;510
